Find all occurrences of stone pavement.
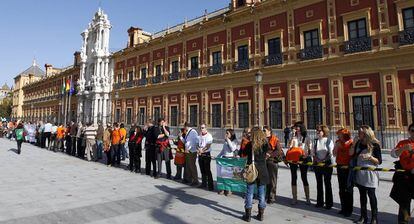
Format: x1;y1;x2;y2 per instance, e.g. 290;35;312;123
0;138;403;224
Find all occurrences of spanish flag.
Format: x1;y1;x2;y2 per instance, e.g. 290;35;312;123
66;79;70;92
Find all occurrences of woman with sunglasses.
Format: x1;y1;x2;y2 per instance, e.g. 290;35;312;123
390;123;414;224
349;125;382;224
312;125;334;209
288;121;312;205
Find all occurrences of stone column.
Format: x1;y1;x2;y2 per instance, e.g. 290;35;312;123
380;70;401;129
329;75;345;127
180;92;187;125
287;81;300;124
225;87;234;128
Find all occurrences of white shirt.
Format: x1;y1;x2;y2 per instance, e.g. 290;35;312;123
51;125;58;134
312;137;334;162
217;139;238;158
180;128;199;153
198;133;213;153
44;123;52;133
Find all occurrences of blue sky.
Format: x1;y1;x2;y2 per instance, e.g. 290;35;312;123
0;0;228;87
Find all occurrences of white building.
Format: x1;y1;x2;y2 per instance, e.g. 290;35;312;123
77;8;112;125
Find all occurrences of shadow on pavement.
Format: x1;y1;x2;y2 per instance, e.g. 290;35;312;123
154;185;243;221
8;148;18;154
272;195;396;223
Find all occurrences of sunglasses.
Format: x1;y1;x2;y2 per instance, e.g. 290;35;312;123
200;127;206;129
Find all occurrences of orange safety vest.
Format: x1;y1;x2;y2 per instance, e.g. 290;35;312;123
395;139;414;171
336;139;353;165
286;147;305;162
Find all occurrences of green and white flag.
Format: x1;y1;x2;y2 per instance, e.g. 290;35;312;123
216;158;247;193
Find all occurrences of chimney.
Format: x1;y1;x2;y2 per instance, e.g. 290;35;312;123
74;51;81;67
128;27;140;48
127;26;151;48
45;64;53;77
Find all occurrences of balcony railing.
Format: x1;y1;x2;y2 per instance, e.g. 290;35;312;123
207;64;223;75
152;75;162;84
233;60;250;71
300;45;323;61
186;69;200;78
263;54;283;66
399;28;414;46
344;36;372;54
137;79;147;86
125;81;134;88
168;72;180;81
113;83;122;90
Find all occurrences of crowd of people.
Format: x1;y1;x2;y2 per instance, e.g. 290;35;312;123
2;118;414;224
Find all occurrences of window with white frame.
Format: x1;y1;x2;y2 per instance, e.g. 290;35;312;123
403;7;414;29
348;18;367;39
238;102;249;128
140;67;147;79
211;104;222;128
170;106;178;127
189;105;198;127
304;29;320;48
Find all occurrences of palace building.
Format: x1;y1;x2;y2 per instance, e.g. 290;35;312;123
12;60;45;119
111;0;414;135
21;53;80;124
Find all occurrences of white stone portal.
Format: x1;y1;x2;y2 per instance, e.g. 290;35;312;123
77;8;112;125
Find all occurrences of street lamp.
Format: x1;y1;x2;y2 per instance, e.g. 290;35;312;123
58;101;62;124
31;104;34;122
255;71;263;127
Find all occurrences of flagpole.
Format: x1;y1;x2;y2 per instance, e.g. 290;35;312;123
67;76;72;123
60;77;65;124
64;79;69;125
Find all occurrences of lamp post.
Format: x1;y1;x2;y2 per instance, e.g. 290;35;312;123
114;92;119;123
58;101;62;124
31;104;34;122
255;70;263;127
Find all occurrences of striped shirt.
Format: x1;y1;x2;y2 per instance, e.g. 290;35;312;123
84;126;97;140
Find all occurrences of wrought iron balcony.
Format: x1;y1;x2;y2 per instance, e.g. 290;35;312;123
125;81;134;88
300;46;323;61
207;64;223;75
399;28;414;46
113;83;122;90
233;60;250;71
344;36;372;54
263;54;283;66
137;79;147;86
168;72;180;81
186;69;199;78
152;75;162;84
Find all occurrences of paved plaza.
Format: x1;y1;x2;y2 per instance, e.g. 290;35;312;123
0;138;404;224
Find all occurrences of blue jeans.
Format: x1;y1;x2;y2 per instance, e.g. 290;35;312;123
245;183;266;209
120;143;127;160
96;140;103;159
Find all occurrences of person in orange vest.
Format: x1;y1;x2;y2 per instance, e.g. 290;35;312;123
286;122;312;205
56;123;65;152
390;123;414;224
263;126;284;204
111;123;122;166
333;128;354;217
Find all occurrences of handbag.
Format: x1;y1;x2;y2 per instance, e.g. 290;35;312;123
243;148;258;184
174;151;186;165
